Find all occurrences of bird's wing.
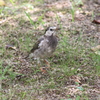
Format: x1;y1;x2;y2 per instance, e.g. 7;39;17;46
24;36;45;59
30;36;45;52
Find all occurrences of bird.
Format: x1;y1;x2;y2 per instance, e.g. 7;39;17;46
25;26;60;72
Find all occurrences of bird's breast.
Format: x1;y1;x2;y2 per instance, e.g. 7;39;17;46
48;36;58;48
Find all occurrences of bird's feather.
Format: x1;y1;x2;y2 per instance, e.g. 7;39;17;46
30;36;45;52
25;26;59;59
25;36;45;58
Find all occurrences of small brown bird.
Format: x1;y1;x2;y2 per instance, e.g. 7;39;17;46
26;26;60;71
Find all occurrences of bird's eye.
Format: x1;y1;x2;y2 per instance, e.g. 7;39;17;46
50;29;53;31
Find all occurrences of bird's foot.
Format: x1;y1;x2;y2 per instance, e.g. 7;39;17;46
40;66;50;74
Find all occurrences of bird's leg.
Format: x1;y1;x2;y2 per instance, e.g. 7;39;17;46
44;59;50;68
36;58;46;74
36;58;41;67
39;59;50;74
37;58;40;64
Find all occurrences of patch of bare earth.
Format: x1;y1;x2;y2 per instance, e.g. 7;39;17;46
0;0;100;99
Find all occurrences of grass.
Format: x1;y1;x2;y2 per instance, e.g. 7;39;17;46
0;0;100;99
70;0;83;21
25;11;45;29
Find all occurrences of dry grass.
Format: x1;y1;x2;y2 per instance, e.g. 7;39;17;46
0;0;100;100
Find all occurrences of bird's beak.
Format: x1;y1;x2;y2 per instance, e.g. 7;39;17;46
55;27;61;30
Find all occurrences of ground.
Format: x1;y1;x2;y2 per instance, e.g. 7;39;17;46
0;0;100;100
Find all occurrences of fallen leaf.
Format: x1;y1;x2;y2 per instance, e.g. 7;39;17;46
92;15;100;24
45;11;55;18
95;0;100;4
0;0;5;6
40;67;47;74
71;75;81;84
91;45;100;51
95;51;100;55
6;44;17;51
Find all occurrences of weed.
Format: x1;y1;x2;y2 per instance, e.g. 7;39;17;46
25;11;45;29
0;0;99;99
9;0;15;5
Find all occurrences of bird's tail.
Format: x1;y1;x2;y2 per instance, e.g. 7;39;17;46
24;52;35;59
23;52;30;59
24;54;29;59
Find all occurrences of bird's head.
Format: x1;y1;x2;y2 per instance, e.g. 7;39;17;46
45;26;60;36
